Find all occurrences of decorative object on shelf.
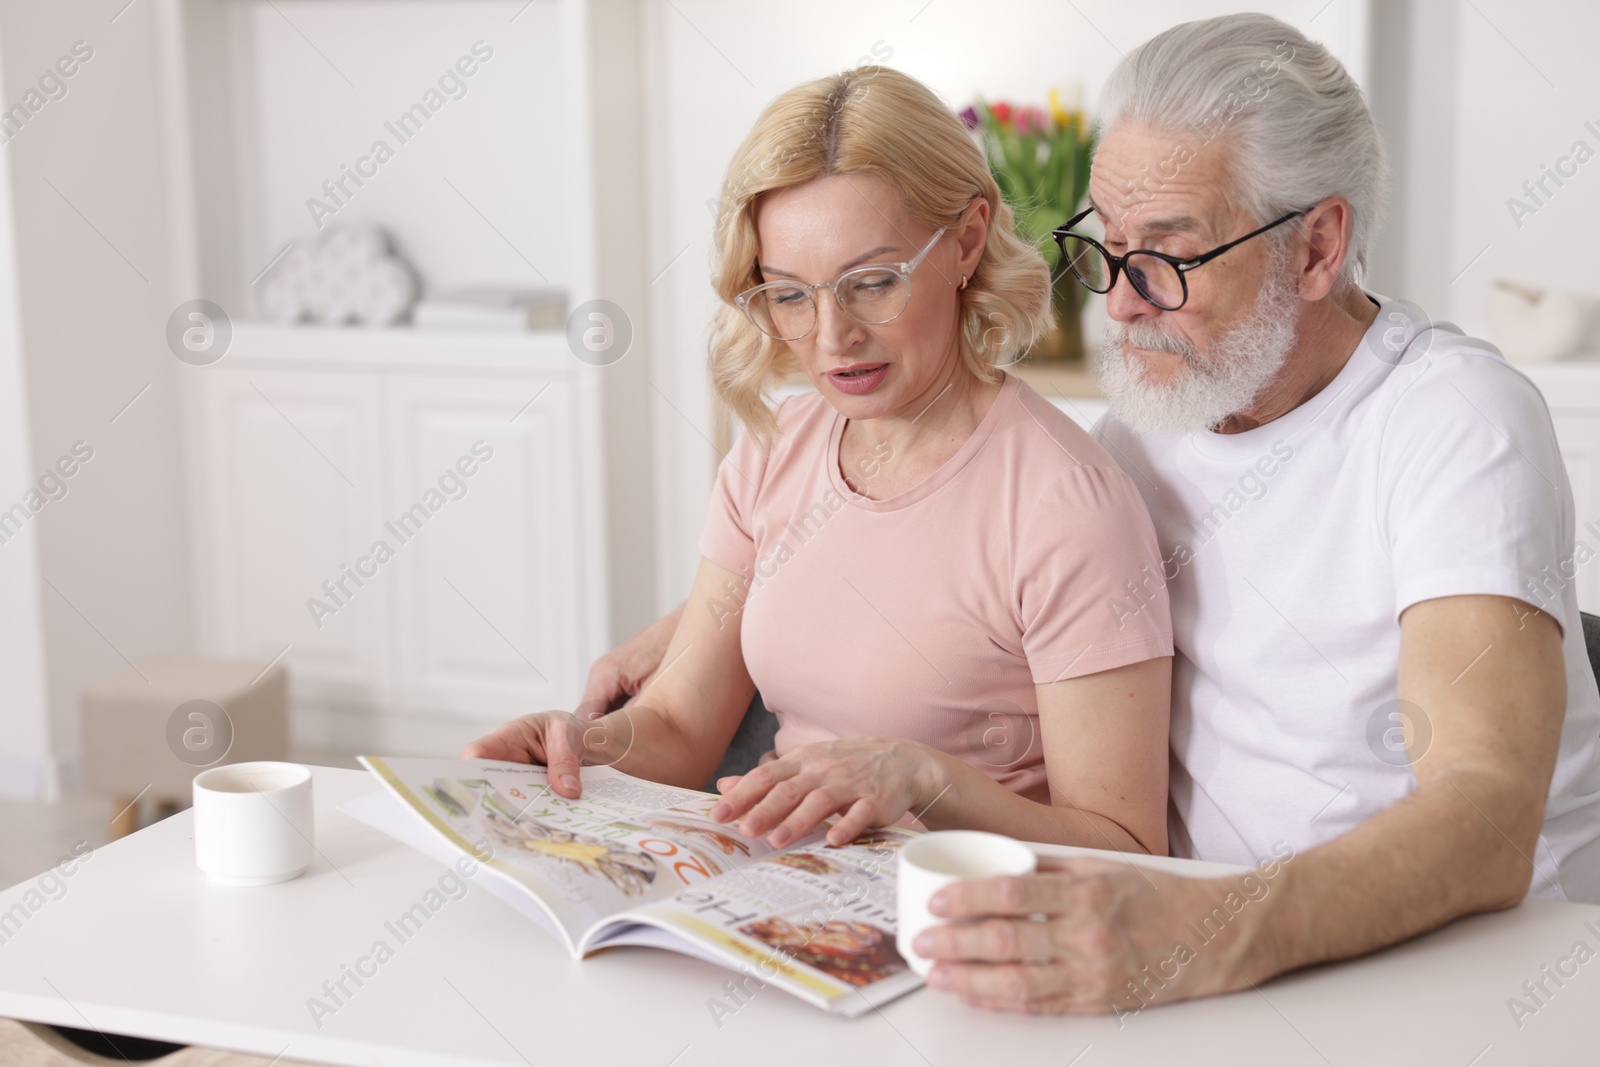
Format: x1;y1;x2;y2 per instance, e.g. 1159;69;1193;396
961;85;1095;362
256;225;419;327
1488;280;1591;363
411;286;568;332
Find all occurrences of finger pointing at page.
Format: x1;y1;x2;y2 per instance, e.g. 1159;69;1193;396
543;712;587;799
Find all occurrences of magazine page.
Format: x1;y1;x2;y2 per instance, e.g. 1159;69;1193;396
338;785;576;942
357;756;799;953
593;827;924;1016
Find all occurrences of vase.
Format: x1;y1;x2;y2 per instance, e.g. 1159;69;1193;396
1029;270;1086;363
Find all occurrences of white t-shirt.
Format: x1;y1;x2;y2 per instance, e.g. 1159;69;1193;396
1097;294;1600;902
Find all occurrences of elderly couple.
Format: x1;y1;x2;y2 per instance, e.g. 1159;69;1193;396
467;13;1600;1014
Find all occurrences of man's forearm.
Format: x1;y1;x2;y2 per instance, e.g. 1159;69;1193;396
648;602;686;643
1251;765;1542;982
1245;597;1564;986
583;602;686;716
625;603;685;697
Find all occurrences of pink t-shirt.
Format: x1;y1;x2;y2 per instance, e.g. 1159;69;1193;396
697;372;1173;803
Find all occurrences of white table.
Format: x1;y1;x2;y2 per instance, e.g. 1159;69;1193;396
1;766;1596;1066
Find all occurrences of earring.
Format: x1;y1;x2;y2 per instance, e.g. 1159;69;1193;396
959;275;968;290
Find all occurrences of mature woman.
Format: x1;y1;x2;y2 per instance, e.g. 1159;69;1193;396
465;66;1174;855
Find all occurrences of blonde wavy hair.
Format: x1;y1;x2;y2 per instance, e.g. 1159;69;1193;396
708;65;1052;442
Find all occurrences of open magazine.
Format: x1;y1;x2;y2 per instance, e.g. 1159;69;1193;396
342;756;923;1016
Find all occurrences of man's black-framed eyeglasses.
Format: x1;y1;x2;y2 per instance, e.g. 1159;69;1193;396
1051;207;1304;312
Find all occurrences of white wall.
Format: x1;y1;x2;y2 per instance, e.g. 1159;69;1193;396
643;0;1374;609
0;34;56;800
1368;0;1600;347
219;1;581;305
0;0;195;798
1365;0;1442;308
1446;0;1600;352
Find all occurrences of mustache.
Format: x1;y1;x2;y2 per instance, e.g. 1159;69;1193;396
1106;320;1197;362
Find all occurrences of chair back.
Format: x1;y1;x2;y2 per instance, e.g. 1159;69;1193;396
1583;612;1600;692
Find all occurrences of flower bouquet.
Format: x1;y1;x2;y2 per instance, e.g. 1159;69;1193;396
962;86;1096;361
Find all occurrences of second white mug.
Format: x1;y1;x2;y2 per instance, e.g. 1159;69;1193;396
896;830;1037;978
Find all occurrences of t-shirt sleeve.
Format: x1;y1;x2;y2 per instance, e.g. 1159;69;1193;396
1379;354;1570;628
696;420;773;576
1016;463;1175;685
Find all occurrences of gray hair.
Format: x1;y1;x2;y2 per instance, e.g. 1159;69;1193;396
1096;13;1387;286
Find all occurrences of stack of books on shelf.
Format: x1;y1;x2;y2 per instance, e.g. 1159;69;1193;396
411;287;567;331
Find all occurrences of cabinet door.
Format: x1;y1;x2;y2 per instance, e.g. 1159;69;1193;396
382;374;587;720
194;369;389;700
1551;413;1600;613
1052;396;1110;434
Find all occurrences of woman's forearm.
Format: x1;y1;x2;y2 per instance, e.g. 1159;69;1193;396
915;747;1155;854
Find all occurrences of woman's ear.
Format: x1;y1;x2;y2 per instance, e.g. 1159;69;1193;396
956;195;991;283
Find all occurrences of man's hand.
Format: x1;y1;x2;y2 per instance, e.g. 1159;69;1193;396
459;711;590;797
458;571;753;796
708;737;940;848
914;855;1285;1015
578;606;684;719
918;593;1568;1016
458;709;639;799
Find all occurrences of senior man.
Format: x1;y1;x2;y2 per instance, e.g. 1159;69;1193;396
552;14;1600;1014
901;12;1600;1014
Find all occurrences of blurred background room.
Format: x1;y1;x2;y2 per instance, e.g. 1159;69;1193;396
2;0;1597;885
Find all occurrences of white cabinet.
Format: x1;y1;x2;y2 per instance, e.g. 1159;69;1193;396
1543;403;1600;619
381;374;586;720
1012;365;1108;433
194;367;388;699
1515;364;1600;615
1550;412;1600;612
189;327;606;752
1549;411;1600;592
1052;396;1110;433
168;0;654;754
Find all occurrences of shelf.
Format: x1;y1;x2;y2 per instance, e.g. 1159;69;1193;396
1514;355;1600;411
219;322;584;374
1007;359;1104;400
1512;354;1600;377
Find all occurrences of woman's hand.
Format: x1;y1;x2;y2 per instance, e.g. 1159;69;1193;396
707;737;942;848
459;711;598;799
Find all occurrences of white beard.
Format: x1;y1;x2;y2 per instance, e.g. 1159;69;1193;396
1098;252;1300;435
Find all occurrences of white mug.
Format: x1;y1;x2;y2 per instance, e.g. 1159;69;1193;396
193;761;314;886
897;830;1037;978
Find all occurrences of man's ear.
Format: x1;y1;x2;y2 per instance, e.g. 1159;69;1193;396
1295;196;1353;300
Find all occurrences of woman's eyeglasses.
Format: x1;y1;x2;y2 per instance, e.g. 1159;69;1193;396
1052;208;1303;312
735;228;947;341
